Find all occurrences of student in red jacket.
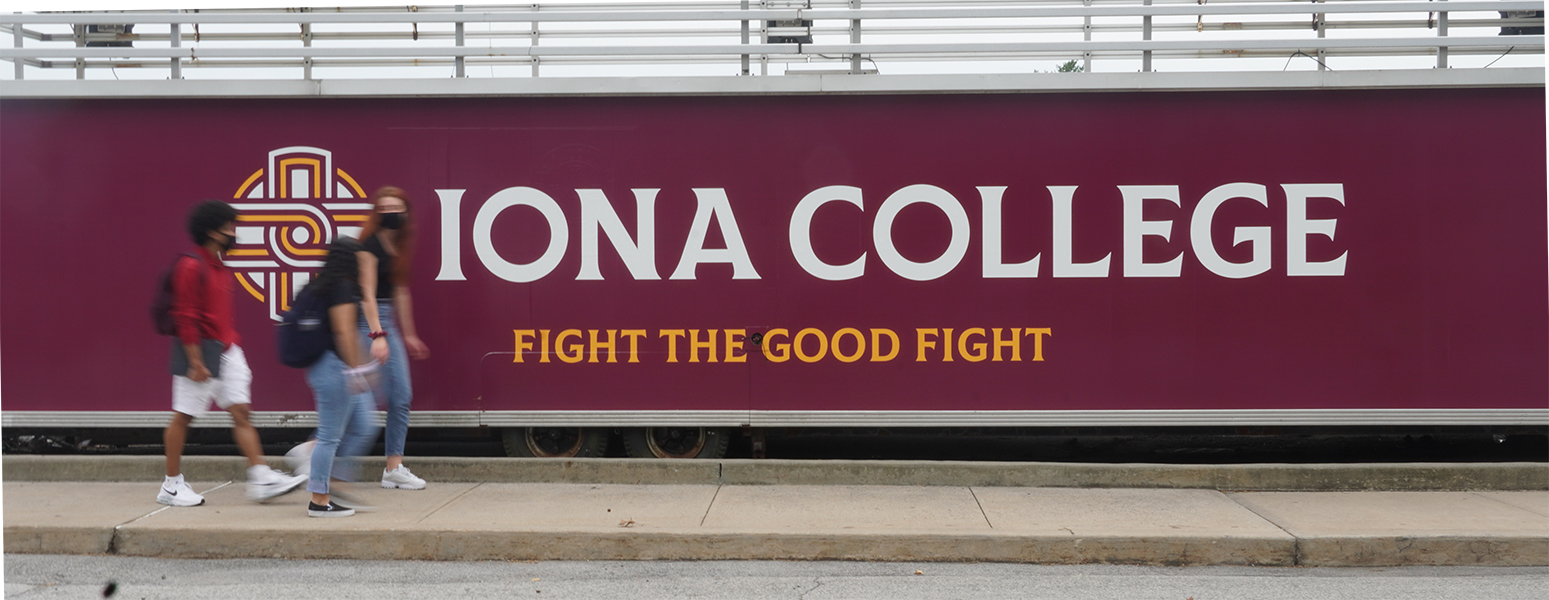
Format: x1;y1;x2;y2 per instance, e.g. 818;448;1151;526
159;200;305;507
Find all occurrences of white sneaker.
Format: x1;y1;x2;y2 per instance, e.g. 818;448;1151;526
246;465;307;502
380;466;426;490
285;440;316;477
157;479;205;507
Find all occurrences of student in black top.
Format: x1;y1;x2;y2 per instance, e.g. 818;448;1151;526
356;186;430;490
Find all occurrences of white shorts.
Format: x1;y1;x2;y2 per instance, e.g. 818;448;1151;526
171;344;252;416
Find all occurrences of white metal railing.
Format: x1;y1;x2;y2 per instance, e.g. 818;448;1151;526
0;1;1542;80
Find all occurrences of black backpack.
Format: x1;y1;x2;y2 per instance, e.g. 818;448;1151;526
151;253;205;336
276;286;334;368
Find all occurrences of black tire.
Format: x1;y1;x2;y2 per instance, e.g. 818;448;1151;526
502;427;609;458
620;427;731;459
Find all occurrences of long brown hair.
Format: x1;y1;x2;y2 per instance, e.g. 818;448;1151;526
356;186;416;287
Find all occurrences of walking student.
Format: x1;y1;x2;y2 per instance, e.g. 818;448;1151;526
159;200;306;507
286;186;430;489
301;238;381;518
357;186;430;490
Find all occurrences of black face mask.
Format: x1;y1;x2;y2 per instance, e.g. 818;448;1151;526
214;231;236;251
380;212;405;230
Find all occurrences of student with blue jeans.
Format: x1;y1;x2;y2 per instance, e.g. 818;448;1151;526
356;186;429;490
360;298;413;476
300;238;381;518
285;187;428;490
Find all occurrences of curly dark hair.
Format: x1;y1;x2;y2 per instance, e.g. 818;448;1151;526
186;200;238;246
304;237;364;300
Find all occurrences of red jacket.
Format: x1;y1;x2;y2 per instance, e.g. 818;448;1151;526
169;246;240;349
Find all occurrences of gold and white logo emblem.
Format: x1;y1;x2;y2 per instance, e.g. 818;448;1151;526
226;146;372;320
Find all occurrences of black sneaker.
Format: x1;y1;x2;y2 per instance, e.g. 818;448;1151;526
307;501;355;518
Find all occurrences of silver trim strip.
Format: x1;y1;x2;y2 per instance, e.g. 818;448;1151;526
0;410;480;429
2;69;1541;100
3;409;1545;428
749;409;1549;427
478;411;749;427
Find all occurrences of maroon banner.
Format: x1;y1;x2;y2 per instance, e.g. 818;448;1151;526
2;88;1544;417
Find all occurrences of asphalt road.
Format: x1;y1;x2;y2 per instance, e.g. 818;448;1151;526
5;555;1547;600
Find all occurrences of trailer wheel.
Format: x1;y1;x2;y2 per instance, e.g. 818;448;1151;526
502;427;609;458
621;427;730;459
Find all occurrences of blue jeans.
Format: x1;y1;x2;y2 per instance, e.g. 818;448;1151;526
305;350;379;495
360;299;412;458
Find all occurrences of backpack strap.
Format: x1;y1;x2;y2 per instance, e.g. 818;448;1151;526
178;251;209;289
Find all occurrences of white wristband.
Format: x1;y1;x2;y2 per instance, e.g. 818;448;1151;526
344;360;380;377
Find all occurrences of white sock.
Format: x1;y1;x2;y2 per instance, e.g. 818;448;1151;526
164;474;183;485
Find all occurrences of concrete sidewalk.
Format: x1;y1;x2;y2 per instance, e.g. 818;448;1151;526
6;479;1547;566
6;455;1547;490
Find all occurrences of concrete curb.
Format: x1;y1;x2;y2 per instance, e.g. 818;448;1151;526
8;525;1545;566
1294;536;1549;567
103;530;1298;565
5;455;1546;490
2;526;116;555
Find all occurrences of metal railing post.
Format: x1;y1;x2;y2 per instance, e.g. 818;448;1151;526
1437;0;1449;68
741;0;751;75
13;15;23;80
302;7;313;80
1315;0;1326;70
1083;0;1092;72
1142;0;1152;72
850;0;861;74
759;0;770;76
170;11;181;79
455;5;466;78
73;23;84;79
531;4;540;78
